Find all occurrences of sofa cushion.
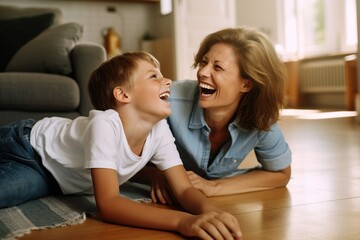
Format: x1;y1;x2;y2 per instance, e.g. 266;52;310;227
0;13;55;72
0;73;80;111
6;22;83;75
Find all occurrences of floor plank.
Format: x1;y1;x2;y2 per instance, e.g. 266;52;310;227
20;110;360;240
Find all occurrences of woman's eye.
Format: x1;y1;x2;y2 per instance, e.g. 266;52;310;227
214;65;223;71
200;60;207;66
150;74;157;79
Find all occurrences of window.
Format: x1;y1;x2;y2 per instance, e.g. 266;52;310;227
343;0;357;51
280;0;357;60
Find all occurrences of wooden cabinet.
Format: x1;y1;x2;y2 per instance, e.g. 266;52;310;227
344;55;358;110
141;38;174;79
284;61;300;108
284;54;358;110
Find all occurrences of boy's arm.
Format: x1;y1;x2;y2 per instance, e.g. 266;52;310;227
91;168;187;229
132;165;177;204
91;168;242;239
163;165;221;213
162;165;242;238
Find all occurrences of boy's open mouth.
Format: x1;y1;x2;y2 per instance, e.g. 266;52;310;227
159;91;170;101
199;82;216;96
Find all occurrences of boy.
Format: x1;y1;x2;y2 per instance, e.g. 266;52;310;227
0;52;242;239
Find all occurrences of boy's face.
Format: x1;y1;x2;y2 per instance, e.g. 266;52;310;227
128;59;172;122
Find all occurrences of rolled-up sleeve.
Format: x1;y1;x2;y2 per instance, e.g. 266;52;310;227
255;123;292;171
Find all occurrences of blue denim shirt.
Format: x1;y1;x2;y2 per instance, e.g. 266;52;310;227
167;80;292;179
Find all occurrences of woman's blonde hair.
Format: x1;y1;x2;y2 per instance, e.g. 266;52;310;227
193;27;286;131
88;51;160;111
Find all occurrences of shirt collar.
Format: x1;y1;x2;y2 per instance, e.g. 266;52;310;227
189;95;206;129
188;93;246;133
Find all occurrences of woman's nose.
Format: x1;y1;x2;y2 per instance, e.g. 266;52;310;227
198;65;210;77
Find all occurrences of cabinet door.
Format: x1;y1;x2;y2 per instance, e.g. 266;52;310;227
173;0;236;80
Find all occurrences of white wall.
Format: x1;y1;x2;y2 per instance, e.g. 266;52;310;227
235;0;280;44
1;0;282;51
0;0;160;52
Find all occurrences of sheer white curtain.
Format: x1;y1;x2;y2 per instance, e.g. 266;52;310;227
280;0;357;60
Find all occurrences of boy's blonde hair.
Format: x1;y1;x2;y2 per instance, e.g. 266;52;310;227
88;51;160;111
193;27;286;131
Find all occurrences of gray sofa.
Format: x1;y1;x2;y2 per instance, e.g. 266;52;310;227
0;5;106;125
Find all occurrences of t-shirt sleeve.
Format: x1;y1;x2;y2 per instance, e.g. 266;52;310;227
255;123;292;171
150;120;183;171
83;117;119;170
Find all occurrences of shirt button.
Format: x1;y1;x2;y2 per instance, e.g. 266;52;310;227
232;159;237;163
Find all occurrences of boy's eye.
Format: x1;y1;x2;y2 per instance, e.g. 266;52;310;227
151;74;157;79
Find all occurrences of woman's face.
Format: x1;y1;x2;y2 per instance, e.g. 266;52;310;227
197;43;249;112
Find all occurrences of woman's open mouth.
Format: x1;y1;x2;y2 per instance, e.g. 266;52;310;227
199;82;216;96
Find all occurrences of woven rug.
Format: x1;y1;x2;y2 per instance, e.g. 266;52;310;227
0;182;151;240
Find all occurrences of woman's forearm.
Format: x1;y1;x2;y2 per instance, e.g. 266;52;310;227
214;166;291;196
190;166;291;197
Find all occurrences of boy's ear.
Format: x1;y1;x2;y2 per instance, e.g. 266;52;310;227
113;87;131;103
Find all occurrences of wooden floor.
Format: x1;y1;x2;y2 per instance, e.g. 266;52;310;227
21;109;360;240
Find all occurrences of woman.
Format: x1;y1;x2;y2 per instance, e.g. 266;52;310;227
135;27;292;204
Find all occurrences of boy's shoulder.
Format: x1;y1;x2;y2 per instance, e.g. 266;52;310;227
86;109;121;127
88;109;118;120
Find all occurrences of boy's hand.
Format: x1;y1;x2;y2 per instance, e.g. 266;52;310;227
150;168;177;204
178;211;242;240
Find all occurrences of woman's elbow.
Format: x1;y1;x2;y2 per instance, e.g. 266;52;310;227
280;165;291;186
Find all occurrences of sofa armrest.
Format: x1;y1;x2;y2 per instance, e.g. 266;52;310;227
71;42;106;116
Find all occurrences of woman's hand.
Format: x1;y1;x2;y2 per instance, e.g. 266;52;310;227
150;168;177;205
178;211;242;240
187;171;219;197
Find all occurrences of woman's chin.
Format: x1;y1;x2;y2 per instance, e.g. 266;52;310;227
198;98;212;109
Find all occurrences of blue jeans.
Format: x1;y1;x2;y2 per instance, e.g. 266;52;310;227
0;119;60;208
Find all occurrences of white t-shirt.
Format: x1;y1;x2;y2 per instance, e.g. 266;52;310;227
30;109;183;195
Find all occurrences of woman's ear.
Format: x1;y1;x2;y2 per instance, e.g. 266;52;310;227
240;79;253;93
113;87;131;103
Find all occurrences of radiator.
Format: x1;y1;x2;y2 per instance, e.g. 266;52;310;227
299;59;346;93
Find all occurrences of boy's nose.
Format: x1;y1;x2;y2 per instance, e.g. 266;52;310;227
164;78;172;86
